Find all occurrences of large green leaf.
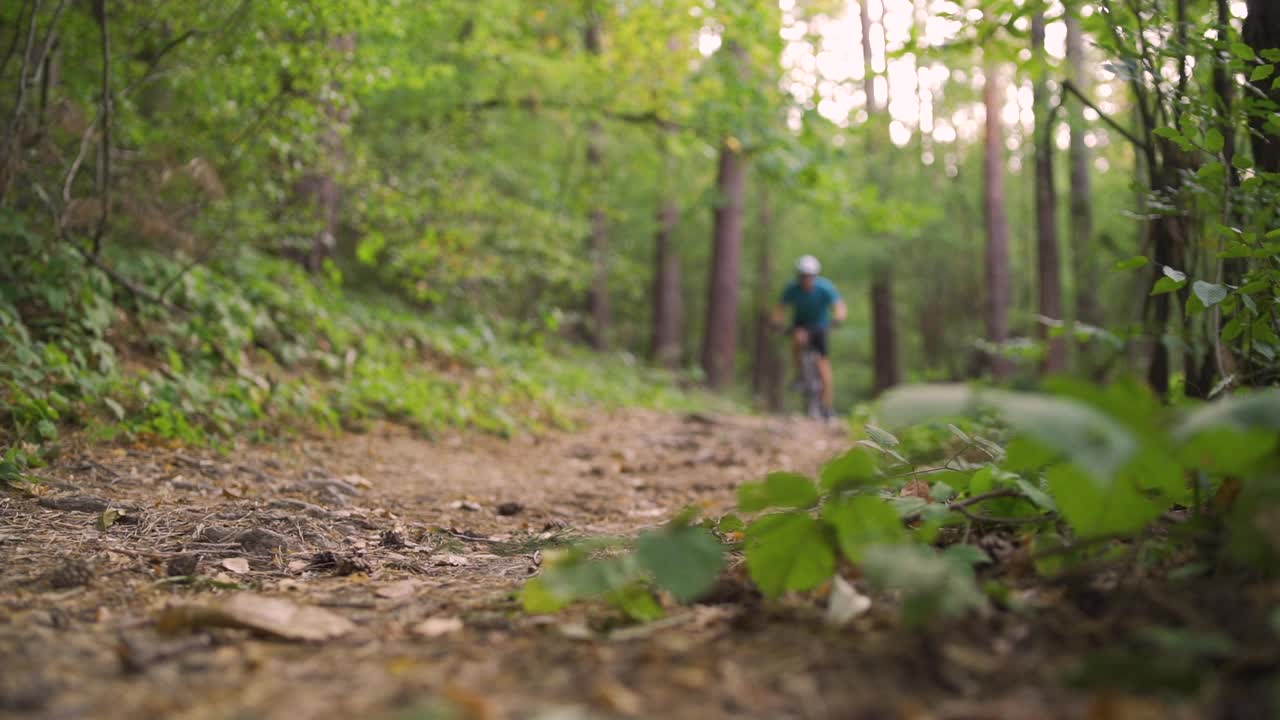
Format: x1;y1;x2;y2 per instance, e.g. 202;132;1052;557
881;385;1138;482
1192;281;1229;308
879;384;977;426
744;512;836;598
738;472;820;512
1175;391;1280;439
822;496;904;562
819;447;878;490
635;526;724;602
1045;463;1169;538
860;544;984;625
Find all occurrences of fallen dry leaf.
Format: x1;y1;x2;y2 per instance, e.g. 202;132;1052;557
826;576;872;626
594;680;643;716
221;557;250;574
435;554;469;567
376;580;419;599
901;478;931;500
412;616;464;638
156;594;354;641
343;474;373;489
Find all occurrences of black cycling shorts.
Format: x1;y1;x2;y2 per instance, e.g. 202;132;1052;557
792;324;829;357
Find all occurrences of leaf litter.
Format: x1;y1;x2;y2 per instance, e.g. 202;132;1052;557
0;410;1235;718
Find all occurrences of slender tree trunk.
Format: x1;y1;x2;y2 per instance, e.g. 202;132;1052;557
702;139;746;389
1065;13;1097;334
871;269;901;394
859;0;876;112
983;62;1013;381
583;8;610;349
298;33;354;274
860;0;900;394
1032;13;1065;374
751;189;782;411
651;184;682;369
1246;0;1280;173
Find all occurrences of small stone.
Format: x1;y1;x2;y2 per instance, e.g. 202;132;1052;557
495;502;524;517
235;527;291;555
47;558;93;589
166;554;200;577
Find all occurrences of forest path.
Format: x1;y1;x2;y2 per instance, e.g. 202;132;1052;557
2;409;936;720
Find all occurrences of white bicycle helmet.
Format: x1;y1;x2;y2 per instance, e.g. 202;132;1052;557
795;255;821;275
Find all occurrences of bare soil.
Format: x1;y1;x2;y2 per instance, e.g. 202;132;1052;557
0;410;1242;719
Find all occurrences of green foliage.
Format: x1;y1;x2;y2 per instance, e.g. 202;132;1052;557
0;226;721;452
526;382;1280;626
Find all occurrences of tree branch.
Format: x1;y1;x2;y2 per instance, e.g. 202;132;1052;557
1061;79;1151;153
0;0;33;80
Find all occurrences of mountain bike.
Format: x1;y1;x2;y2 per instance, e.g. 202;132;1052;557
798;344;825;420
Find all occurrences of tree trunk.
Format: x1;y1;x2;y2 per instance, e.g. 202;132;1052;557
859;0;877;112
751;189;782;411
860;1;900;395
1065;13;1098;333
983;62;1013;381
1032;13;1065;374
702;139;746;390
651;191;682;369
871;268;900;395
1246;0;1280;173
583;8;610;349
299;33;354;274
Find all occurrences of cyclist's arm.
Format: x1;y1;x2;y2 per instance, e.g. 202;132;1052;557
833;299;848;324
771;304;788;328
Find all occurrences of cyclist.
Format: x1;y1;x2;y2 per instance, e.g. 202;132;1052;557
773;255;847;419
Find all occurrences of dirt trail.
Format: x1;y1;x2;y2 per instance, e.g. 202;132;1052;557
3;410;926;720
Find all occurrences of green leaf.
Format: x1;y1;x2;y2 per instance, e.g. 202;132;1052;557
861;545;985;626
635;527;724;603
879;384;977;426
968;466;995;495
1114;255;1150;271
818;448;878;491
1192;281;1229;308
1015;478;1057;512
1176;390;1280;438
1151;277;1186;296
744;512;836;598
738;472;819;512
878;386;1138;483
864;424;900;448
1204;129;1225;154
607;584;665;622
1045;463;1168;538
1232;42;1257;62
520;577;571;614
1180;428;1277;475
36;419;57;441
1004;436;1058;471
822;496;904;562
716;514;745;534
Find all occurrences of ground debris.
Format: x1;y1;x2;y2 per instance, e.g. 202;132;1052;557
117;631;214;673
38;494;138;516
166;553;200;577
156;594;355;641
308;551;370;576
46;558;94;589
